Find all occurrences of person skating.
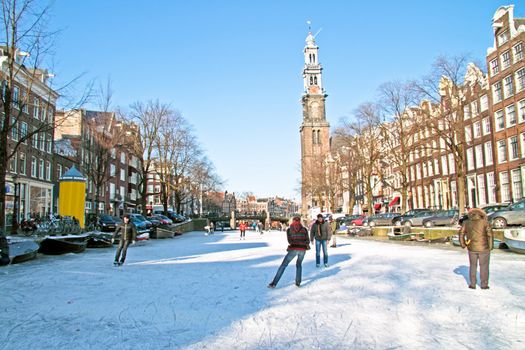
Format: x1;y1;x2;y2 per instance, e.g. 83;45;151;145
310;214;332;267
239;221;247;240
459;208;493;289
111;215;137;266
329;216;337;247
268;216;310;288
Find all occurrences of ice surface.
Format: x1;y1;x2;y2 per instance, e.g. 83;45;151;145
1;230;524;349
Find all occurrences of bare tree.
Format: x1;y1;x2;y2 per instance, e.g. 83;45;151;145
337;103;384;215
0;0;90;231
330;133;361;214
124;100;166;215
377;81;418;212
411;55;474;215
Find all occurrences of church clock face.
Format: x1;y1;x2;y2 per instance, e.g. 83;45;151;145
310;101;320;119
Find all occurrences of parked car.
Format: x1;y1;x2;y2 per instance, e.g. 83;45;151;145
153;210;187;223
480;203;509;214
86;213;118;232
151;214;173;226
146;216;162;228
422;210;459;227
392;209;431;226
365;213;401;227
128;213;154;234
336;215;362;226
488;199;525;228
350;215;367;226
401;210;437;227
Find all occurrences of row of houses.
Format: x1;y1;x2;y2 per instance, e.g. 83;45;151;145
332;5;525;214
1;47;174;226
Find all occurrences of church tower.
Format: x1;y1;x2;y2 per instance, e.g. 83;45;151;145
300;30;330;217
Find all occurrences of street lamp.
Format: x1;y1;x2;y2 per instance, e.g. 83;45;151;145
11;174;19;235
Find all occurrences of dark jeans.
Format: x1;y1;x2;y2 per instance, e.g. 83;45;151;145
315;239;328;265
271;250;306;286
468;250;490;287
115;240;130;263
240;230;246;238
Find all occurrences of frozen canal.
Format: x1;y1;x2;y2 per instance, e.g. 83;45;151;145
1;229;524;349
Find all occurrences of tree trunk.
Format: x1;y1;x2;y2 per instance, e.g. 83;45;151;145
0;148;7;231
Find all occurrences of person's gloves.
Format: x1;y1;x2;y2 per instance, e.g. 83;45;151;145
111;238;114;244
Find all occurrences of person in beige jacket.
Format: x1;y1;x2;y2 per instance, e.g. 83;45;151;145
459;208;493;289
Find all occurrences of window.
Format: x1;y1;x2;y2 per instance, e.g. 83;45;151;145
490;58;499;76
506;104;516;127
480;95;489;112
10;117;18;140
522;133;525;158
467;148;474;171
514;42;524;62
110;164;116;177
487;172;497;203
463;105;471;119
471;100;479;116
31;157;37;177
485;142;494;166
441;155;448;175
46;134;52;153
511;169;523;201
519;100;525;123
416;164;421;180
517;69;525;92
503;75;513;98
473;121;481;138
32;127;38;148
495;110;505;131
33;97;40;119
501;51;511;70
465;125;472;143
423;163;427;178
478;175;486;206
9;153;17;173
120;169;125;181
40;133;45;151
41;105;47;122
482;117;491;135
13;86;19;108
57;164;63;179
493;81;503;103
448;153;455;174
498;30;509;46
46;161;51;181
20;122;28;143
19;152;26;175
475;144;484;169
500;171;510;203
39;159;44;179
509;136;519;160
120;152;126;164
498;139;507;163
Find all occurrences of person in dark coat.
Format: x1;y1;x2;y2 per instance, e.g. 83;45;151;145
310;214;332;267
111;215;137;266
459;208;493;289
0;232;10;266
268;217;310;288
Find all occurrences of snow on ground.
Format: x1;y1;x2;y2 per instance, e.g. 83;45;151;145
1;229;524;350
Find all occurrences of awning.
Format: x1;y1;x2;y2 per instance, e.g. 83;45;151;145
389;196;400;207
374;203;381;210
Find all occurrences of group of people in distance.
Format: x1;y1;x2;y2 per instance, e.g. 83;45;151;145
268;209;494;290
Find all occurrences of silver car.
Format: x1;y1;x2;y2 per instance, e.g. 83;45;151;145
401;210;437;227
488;199;525;229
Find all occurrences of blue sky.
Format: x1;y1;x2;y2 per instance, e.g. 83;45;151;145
50;0;522;200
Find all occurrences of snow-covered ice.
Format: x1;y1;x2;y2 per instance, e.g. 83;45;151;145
1;229;524;349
